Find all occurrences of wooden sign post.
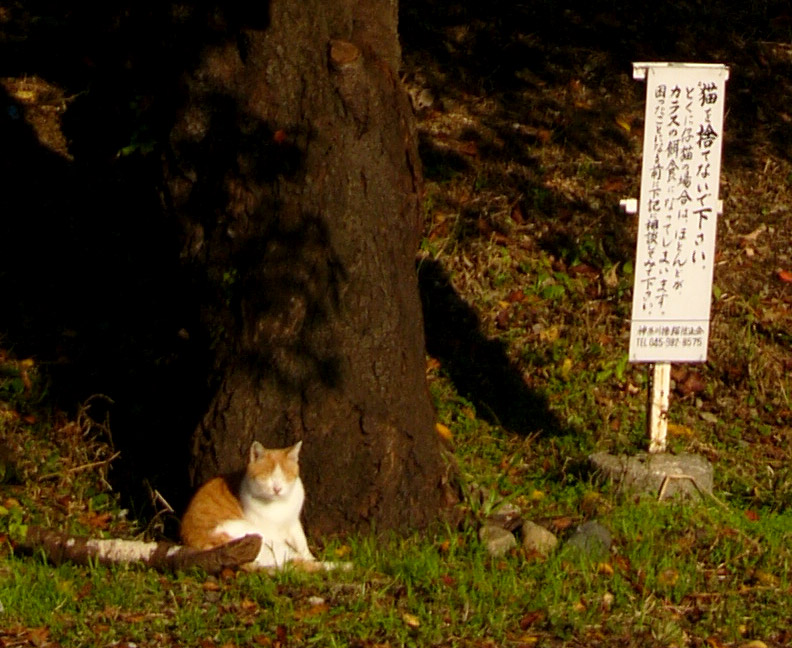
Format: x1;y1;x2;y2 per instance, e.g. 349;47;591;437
627;62;729;453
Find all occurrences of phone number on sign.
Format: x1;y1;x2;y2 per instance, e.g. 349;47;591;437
634;336;704;348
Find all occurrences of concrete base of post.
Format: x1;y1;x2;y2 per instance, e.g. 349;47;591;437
589;451;713;500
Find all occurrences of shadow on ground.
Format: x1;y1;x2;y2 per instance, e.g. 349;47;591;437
419;257;569;437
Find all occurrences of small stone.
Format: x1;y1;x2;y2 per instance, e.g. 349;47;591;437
521;521;558;556
567;521;611;560
487;501;523;532
479;524;517;557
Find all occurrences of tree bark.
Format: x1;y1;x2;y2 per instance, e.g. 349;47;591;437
164;1;454;535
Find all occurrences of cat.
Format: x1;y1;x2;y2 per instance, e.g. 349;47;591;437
181;440;318;569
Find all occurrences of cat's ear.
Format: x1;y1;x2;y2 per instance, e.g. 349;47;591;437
287;440;303;462
249;441;266;463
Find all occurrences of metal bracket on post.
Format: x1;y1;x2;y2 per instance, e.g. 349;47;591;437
619;198;638;215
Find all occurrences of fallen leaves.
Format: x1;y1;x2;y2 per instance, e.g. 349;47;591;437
776;268;792;283
0;627;50;648
79;511;113;530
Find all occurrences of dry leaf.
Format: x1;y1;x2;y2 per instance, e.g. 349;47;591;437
603;177;627;192
568;263;599;280
600;591;615;611
560;357;573;379
615;116;631;132
597;562;614;576
676;370;706;396
27;628;50;648
511;203;526;224
550;516;573;531
435;422;453;442
81;511;112;529
295;603;329;619
402;612;421;628
668;423;695;438
519;611;544;629
741;225;766;243
20;368;33;393
777;269;792;283
496;307;511;330
539;325;560;343
657;568;679;587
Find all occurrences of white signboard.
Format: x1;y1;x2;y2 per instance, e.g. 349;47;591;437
629;63;729;363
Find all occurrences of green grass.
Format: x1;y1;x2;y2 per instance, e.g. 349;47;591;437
4;502;788;647
3;355;792;647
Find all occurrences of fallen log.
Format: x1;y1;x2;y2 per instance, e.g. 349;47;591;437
16;526;261;574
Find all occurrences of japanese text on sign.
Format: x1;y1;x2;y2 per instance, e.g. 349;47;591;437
629;63;729;363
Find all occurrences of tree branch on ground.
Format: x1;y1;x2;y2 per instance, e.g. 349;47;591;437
16;526;261;574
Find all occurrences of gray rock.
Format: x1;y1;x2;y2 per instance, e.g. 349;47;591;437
567;521;611;560
521;521;558;556
479;524;517;557
589;451;713;499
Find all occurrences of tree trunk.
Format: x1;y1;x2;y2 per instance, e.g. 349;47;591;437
164;1;453;535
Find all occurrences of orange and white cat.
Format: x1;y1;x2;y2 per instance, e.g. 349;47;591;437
181;440;317;569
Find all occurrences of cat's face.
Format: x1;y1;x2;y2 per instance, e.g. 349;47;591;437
245;441;301;501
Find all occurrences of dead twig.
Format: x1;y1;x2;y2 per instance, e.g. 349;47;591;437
39;451;121;481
